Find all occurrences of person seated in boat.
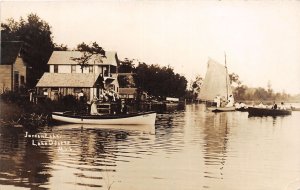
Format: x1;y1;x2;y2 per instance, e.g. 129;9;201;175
90;97;100;115
220;96;226;107
212;97;217;107
235;102;241;109
272;102;278;109
279;102;286;110
225;95;234;107
240;102;246;108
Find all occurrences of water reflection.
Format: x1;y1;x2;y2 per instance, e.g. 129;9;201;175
0;127;52;190
0;105;300;190
202;112;230;180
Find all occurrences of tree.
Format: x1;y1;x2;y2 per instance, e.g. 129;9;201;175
191;75;203;98
71;42;106;73
134;63;187;98
229;73;241;87
119;58;135;73
1;13;54;88
118;75;135;88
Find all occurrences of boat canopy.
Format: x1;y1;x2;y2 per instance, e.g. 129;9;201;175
198;59;233;101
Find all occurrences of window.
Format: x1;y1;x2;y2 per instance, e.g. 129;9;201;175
54;65;58;73
14;71;19;90
89;66;93;73
71;65;76;73
20;76;25;85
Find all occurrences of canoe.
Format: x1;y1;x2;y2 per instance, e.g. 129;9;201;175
52;111;157;125
248;107;292;116
207;106;236;112
291;107;300;111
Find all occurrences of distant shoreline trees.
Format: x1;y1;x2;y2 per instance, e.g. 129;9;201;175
229;73;294;102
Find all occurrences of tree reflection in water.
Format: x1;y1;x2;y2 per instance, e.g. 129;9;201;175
0;127;53;190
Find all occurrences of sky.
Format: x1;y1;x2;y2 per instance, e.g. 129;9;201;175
1;0;300;94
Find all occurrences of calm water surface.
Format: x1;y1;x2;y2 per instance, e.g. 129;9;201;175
1;104;300;190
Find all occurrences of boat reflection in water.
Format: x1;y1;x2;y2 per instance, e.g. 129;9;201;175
202;112;231;180
54;123;156;135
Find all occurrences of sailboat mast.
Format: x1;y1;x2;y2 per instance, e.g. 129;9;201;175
225;52;228;100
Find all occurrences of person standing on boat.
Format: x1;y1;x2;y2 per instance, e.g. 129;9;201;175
226;95;234;107
213;95;221;107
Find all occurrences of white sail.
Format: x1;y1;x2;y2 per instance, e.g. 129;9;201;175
198;59;233;101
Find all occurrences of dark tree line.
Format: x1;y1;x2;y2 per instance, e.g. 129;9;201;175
118;60;188;99
1;13;54;88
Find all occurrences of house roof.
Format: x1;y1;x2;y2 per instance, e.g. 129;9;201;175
0;41;23;65
47;51;119;66
36;73;100;87
119;88;137;95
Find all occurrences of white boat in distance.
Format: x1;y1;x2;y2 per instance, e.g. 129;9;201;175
198;56;235;112
52;111;157;125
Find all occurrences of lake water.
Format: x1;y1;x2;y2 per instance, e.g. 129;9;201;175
0;104;300;190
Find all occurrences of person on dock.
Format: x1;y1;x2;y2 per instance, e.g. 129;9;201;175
90;96;99;115
78;90;85;103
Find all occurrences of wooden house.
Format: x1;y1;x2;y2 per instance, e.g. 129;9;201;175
36;51;120;101
0;41;27;93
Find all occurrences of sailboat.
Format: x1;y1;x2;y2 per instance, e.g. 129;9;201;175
198;55;235;112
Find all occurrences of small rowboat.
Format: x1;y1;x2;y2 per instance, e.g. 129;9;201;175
207;106;236;112
235;107;248;112
248;107;292;116
52;111;156;125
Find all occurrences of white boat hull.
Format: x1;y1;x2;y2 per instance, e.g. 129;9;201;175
52;112;157;125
